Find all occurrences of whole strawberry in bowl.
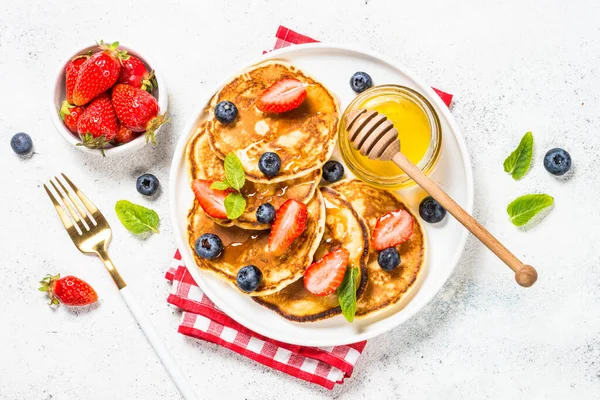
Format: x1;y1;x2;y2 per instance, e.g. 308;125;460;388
51;40;168;156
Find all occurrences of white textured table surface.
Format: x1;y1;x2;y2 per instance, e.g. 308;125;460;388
2;1;599;399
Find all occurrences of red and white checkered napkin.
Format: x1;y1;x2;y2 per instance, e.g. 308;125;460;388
166;26;454;390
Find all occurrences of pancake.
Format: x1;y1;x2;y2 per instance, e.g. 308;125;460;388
186;124;321;230
330;179;425;317
187;190;326;296
207;61;340;183
254;187;369;322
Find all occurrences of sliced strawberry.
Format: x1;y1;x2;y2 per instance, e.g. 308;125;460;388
256;78;307;113
371;209;414;251
268;199;308;256
304;248;350;296
191;179;232;219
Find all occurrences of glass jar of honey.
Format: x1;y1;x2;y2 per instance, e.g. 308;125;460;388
338;85;442;189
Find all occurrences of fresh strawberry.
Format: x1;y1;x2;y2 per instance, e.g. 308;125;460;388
118;55;156;92
268;199;308;256
114;125;139;144
59;101;86;133
111;84;167;144
76;94;118;140
304;248;350;296
256;78;307;113
192;179;233;219
65;53;90;104
371;209;414;251
72;40;128;106
39;274;98;306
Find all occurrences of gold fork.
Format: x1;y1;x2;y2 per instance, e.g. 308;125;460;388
44;173;198;400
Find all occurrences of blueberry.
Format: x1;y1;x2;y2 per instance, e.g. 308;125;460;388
214;101;238;124
258;152;281;177
419;196;446;223
195;233;223;260
236;265;263;292
322;160;344;182
10;132;33;155
544;148;571;176
136;173;159;196
256;203;276;224
378;248;401;271
350;72;373;93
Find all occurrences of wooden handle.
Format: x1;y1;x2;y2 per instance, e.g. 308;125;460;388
391;152;537;287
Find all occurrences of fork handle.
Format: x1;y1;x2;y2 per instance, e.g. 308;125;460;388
120;286;199;400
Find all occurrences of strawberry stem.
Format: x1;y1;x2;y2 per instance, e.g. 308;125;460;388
59;100;74;119
144;113;169;145
39;274;61;306
97;39;129;62
140;70;157;93
77;133;110;156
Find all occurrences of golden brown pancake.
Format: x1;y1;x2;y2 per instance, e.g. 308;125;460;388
253;187;369;321
207;61;339;183
330;179;425;317
186;124;321;230
187;190;326;296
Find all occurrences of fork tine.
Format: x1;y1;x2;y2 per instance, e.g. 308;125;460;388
44;184;82;236
55;176;91;230
61;173;100;225
50;179;86;232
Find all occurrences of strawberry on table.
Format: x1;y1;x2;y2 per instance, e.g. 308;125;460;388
111;84;167;144
65;53;90;104
39;274;98;306
268;199;308;257
114;125;139;144
118;55;156;92
371;209;415;251
256;78;307;113
60;101;85;133
72;40;128;106
76;94;118;141
192;179;233;219
304;248;350;296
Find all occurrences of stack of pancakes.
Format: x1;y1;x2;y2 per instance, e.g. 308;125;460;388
186;61;426;322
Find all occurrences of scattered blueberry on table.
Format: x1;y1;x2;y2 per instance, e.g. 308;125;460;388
136;173;160;196
214;101;238;124
350;71;373;93
10;132;33;155
544;148;571;176
256;203;276;224
236;265;263;292
195;233;223;260
378;247;401;271
419;196;447;223
322;160;344;182
258;152;281;177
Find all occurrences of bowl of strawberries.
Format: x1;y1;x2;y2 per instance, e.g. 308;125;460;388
51;40;168;156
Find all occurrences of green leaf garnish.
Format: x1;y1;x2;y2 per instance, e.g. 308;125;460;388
224;152;246;191
504;131;534;180
507;194;554;226
337;267;359;322
224;192;246;220
115;200;160;234
210;181;232;190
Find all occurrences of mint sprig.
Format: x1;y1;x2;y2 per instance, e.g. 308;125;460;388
507;194;554;226
504;131;533;180
337;267;359;322
115;200;160;234
209;152;247;220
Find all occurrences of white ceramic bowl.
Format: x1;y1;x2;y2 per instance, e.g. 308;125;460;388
50;42;168;156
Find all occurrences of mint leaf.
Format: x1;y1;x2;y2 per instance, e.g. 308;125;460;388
337;267;359;322
115;200;159;234
507;194;554;226
503;132;534;180
224;152;245;191
224;192;246;220
210;181;231;190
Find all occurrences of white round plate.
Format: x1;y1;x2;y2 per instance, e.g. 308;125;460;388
169;44;473;347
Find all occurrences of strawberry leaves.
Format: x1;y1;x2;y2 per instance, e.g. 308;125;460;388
77;133;110;157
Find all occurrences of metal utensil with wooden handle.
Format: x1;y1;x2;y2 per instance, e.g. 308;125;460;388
345;109;538;287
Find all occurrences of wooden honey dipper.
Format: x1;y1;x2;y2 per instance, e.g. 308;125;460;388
345;109;538;287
